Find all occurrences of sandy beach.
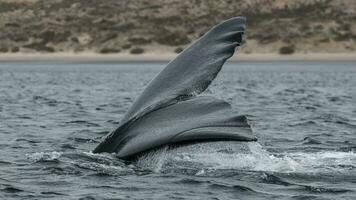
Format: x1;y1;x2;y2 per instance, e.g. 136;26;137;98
1;0;355;64
0;53;355;63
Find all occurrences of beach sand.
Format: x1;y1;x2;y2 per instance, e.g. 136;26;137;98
0;53;355;62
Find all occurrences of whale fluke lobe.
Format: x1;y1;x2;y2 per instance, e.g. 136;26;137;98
120;17;246;125
93;17;255;158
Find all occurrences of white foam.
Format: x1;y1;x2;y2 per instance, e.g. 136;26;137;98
136;146;168;173
137;142;356;174
27;151;62;162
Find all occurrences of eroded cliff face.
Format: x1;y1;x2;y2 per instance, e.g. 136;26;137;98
0;0;355;54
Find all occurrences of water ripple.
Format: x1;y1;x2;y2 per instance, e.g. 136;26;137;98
1;62;356;199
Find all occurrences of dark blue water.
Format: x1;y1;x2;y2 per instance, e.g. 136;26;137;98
1;61;356;200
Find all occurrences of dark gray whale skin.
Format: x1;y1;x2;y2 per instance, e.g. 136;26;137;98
93;16;257;159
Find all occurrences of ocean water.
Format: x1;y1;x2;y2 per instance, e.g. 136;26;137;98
0;61;356;200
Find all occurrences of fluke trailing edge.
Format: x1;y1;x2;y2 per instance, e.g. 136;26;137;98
93;17;257;159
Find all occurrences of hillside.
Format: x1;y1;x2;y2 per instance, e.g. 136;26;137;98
0;0;355;54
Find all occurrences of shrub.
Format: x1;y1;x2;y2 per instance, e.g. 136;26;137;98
128;37;151;45
155;31;190;46
99;48;120;54
0;47;8;53
122;44;132;49
174;47;184;53
23;43;55;52
11;47;19;53
279;46;295;55
71;37;79;43
130;47;144;54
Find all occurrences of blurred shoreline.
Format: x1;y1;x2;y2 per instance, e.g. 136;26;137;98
1;1;356;58
0;53;355;62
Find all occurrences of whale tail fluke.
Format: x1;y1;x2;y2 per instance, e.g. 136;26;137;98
121;16;246;124
94;17;255;158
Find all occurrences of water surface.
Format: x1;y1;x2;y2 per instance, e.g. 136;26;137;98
1;61;356;199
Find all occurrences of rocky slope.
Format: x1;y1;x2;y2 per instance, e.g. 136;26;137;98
0;0;355;54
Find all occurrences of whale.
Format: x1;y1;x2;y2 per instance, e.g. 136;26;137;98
93;16;257;159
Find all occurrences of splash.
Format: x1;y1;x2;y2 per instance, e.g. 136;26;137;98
27;151;63;162
136;146;168;173
136;142;356;174
26;151;134;175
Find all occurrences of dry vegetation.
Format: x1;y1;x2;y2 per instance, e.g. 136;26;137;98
0;0;355;54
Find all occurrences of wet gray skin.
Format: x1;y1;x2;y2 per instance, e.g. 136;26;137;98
93;17;257;159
